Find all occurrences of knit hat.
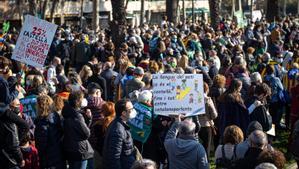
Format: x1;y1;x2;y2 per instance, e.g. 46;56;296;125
246;121;263;136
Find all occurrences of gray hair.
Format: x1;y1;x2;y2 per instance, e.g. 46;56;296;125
249;130;268;148
179;118;196;136
131;159;157;169
250;72;262;84
138;90;152;103
255;163;277;169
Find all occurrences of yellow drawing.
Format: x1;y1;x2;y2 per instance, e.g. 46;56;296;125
137;131;145;137
176;87;191;100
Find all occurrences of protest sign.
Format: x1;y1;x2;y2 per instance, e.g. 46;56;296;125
128;102;153;143
20;95;37;120
12;15;57;68
153;74;205;116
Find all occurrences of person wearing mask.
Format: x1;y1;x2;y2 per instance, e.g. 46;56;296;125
103;99;137;169
126;67;145;98
0;98;28;169
34;95;65;169
62;91;94;169
46;57;61;94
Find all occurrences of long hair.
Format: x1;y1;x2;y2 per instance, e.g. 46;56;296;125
37;95;54;118
102;102;116;132
219;78;243;103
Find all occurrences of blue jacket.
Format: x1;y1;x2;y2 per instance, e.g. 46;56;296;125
103;117;136;169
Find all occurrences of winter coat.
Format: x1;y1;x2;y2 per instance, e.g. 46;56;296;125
103;117;136;169
62;104;94;161
218;95;250;136
0;109;24;169
34;112;64;168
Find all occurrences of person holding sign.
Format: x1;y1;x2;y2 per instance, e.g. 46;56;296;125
164;114;209;169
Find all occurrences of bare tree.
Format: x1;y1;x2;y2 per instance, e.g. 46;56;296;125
140;0;145;25
110;0;127;49
92;0;99;31
209;0;221;30
166;0;179;25
266;0;279;21
50;0;59;22
28;0;37;16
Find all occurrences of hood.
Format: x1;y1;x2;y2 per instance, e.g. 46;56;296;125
172;137;199;157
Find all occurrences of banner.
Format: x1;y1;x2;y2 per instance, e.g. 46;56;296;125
128;102;153;143
20;95;37;120
153;74;205;116
12;15;57;68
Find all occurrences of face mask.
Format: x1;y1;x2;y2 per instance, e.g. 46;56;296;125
11;106;20;114
128;109;137;119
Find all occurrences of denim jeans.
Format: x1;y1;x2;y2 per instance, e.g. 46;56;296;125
68;160;88;169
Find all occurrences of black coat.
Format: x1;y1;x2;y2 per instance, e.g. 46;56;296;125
100;69;118;101
233;147;264;169
0;109;26;169
103;117;136;169
62;104;94;161
34;112;65;168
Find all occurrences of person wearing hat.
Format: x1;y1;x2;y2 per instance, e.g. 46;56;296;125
126;67;145;98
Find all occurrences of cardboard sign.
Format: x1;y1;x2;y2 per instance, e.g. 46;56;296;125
153;74;205;116
12;15;57;68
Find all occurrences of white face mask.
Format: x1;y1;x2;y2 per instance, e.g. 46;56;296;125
128;109;137;119
276;58;283;63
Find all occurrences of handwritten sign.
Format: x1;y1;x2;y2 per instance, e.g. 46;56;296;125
12;15;57;68
153;74;205;116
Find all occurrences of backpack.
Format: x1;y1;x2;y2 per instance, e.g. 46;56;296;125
216;145;237;169
149;37;159;52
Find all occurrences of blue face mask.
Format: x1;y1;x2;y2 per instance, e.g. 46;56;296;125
171;38;177;43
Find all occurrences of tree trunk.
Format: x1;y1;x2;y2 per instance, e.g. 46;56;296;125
282;0;287;16
166;0;179;25
92;0;99;31
297;0;299;15
182;0;186;24
209;0;220;30
41;0;48;19
50;0;59;23
140;0;145;25
60;0;65;25
192;0;195;23
266;0;279;22
110;0;127;49
28;0;37;16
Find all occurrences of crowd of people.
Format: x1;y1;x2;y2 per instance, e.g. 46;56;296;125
1;14;299;169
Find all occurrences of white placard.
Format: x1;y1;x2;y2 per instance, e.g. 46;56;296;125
153;74;205;116
12;15;58;68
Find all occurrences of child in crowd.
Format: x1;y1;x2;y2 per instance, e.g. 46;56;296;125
20;132;39;169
